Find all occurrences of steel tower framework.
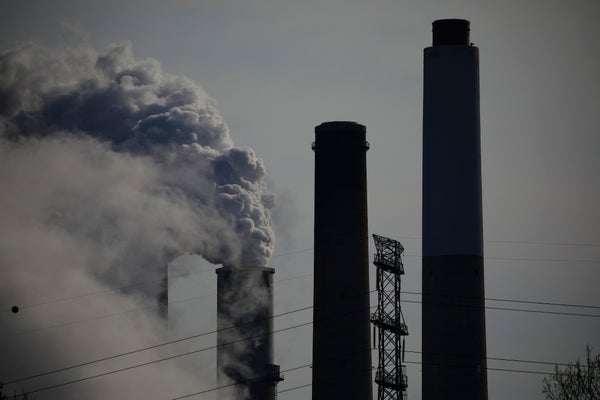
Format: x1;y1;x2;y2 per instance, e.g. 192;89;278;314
371;234;408;400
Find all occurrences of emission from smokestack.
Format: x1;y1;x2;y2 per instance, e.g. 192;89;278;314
216;266;282;400
422;19;488;400
312;121;372;400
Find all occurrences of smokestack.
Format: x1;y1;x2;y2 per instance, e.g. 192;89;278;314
312;121;372;400
216;266;282;400
422;19;488;399
159;272;168;320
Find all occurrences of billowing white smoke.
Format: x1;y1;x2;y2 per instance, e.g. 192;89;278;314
0;41;275;300
0;41;275;398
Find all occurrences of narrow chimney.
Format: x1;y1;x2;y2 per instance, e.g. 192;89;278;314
312;121;372;400
216;266;282;400
422;19;488;400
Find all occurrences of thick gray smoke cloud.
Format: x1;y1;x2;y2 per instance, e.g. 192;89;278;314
0;41;274;398
0;41;274;290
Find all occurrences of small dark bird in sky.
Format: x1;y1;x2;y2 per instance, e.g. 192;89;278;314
11;306;19;314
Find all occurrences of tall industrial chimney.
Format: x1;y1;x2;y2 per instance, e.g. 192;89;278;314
312;121;372;400
216;266;282;400
422;19;488;399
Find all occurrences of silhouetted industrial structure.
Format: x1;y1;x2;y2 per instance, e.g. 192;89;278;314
159;272;168;320
216;266;282;400
371;234;408;400
312;121;372;400
422;19;488;400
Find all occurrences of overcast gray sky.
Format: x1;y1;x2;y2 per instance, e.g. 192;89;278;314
1;1;599;399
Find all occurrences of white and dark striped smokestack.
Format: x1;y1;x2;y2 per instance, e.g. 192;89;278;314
216;266;282;400
312;121;372;400
422;19;488;400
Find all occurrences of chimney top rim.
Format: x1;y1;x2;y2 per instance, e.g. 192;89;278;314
216;266;275;274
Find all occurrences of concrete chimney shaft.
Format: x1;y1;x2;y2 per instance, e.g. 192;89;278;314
422;19;488;400
312;121;372;400
216;266;281;400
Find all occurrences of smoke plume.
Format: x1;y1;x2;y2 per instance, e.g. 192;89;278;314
0;41;274;398
0;41;274;294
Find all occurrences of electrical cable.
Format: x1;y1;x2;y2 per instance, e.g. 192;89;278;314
4;285;600;386
173;350;590;400
0;273;313;338
5;306;383;397
3;320;315;399
4;266;599;339
392;236;600;249
5;294;597;395
401;290;600;310
171;363;315;400
485;239;600;249
4;240;598;314
3;243;599;396
4;293;375;386
1;248;309;314
1;303;159;339
273;362;578;398
4;305;314;385
401;253;600;264
399;299;600;318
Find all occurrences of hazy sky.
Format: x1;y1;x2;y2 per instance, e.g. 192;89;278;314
1;1;599;399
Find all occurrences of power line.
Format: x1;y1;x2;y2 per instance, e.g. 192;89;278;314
275;245;600;264
485;256;600;264
171;363;372;400
6;303;378;386
277;382;312;396
6;270;597;340
394;236;600;249
6;294;599;394
3;319;316;398
264;359;595;399
4;305;314;385
399;299;600;318
3;289;372;388
0;269;204;314
4;280;599;340
1;248;309;315
3;245;599;392
486;239;600;249
171;363;313;400
400;290;600;310
166;285;600;319
173;350;589;400
401;254;600;264
9;301;372;393
271;247;314;259
402;350;587;369
5;239;598;315
1;303;158;339
401;359;569;377
1;273;313;338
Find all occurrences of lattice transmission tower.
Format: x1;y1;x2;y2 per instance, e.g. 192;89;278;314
371;234;409;400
